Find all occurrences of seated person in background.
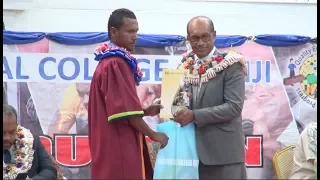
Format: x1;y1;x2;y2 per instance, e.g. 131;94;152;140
289;122;317;180
3;104;57;180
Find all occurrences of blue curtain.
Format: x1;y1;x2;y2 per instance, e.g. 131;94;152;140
254;34;311;47
136;34;185;48
46;32;185;48
214;35;247;48
3;30;314;47
46;32;108;46
3;30;46;45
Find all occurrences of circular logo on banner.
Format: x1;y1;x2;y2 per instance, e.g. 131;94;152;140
292;45;317;108
299;54;317;100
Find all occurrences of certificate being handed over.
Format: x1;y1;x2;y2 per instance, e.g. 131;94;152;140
160;69;190;119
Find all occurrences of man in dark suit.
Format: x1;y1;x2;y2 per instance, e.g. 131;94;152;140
3;104;57;180
174;16;246;179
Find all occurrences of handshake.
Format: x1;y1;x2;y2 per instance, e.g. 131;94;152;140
144;98;195;149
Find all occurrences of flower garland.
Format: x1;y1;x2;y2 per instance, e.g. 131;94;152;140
94;43;144;85
178;50;247;85
181;51;228;75
3;126;35;180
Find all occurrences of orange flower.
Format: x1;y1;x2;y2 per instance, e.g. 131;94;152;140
203;61;211;66
183;63;190;69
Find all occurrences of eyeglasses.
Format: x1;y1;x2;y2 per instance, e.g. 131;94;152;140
188;33;213;43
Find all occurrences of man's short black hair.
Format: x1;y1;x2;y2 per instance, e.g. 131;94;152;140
107;8;136;39
3;104;18;122
187;16;215;36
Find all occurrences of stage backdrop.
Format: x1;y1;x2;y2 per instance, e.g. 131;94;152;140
3;31;317;179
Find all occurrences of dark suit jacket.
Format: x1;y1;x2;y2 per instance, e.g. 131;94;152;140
192;61;246;166
16;137;57;180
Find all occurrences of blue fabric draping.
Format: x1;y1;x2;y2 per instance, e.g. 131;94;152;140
254;34;311;47
46;32;108;46
46;32;185;47
214;35;247;48
3;30;46;44
136;34;185;48
3;30;314;47
3;31;185;48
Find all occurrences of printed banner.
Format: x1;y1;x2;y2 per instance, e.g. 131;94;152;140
272;43;317;129
3;39;316;179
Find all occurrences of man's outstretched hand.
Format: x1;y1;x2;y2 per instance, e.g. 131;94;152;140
144;100;163;116
150;132;169;149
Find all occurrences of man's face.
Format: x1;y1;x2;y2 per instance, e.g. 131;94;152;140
3;113;17;150
76;83;91;110
188;20;215;58
113;17;139;51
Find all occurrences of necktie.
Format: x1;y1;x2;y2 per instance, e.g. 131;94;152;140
3;150;11;164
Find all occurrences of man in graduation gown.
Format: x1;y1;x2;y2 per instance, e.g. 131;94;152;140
88;8;169;179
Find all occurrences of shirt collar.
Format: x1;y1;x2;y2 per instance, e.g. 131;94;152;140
107;41;117;47
5;146;14;154
107;41;126;50
195;46;217;62
3;146;13;161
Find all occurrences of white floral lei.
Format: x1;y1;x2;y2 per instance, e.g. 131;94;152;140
178;50;247;86
3;126;35;180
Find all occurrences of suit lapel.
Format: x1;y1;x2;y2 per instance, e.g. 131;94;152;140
189;86;193;109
